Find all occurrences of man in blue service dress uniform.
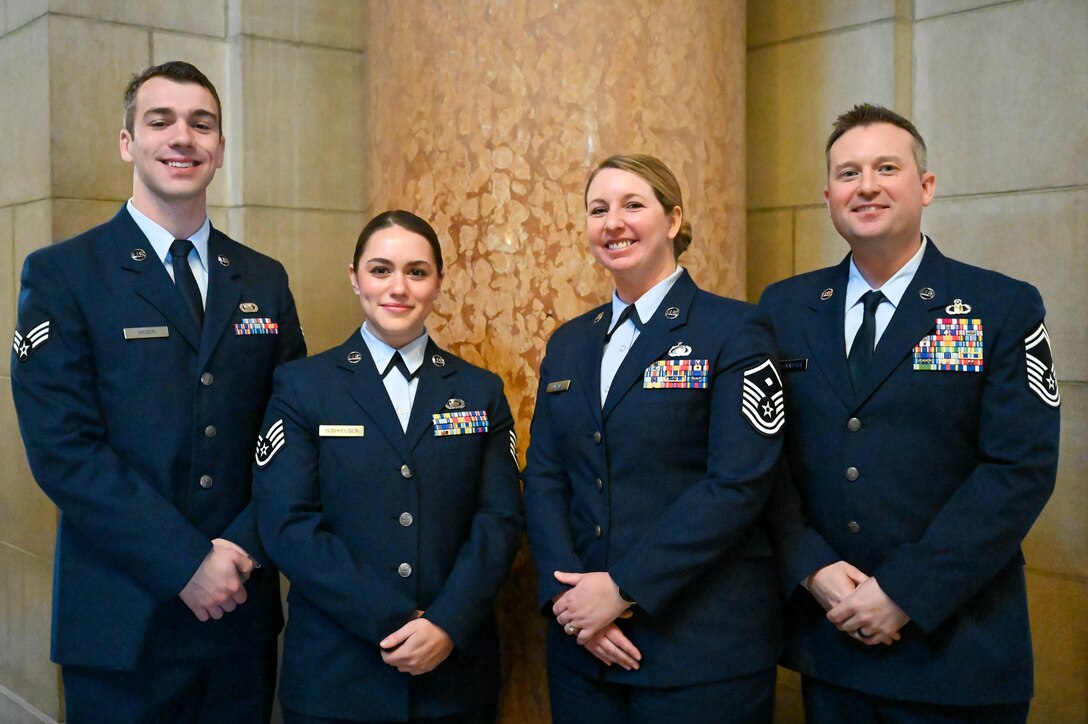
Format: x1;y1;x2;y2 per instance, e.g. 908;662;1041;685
10;61;305;723
760;104;1060;723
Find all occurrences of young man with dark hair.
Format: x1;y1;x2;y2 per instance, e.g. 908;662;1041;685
11;60;305;723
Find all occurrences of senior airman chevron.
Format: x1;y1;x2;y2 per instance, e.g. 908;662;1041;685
12;319;50;362
433;410;489;436
741;359;784;436
913;318;984;371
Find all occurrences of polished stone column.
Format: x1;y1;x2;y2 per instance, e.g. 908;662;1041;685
359;2;746;719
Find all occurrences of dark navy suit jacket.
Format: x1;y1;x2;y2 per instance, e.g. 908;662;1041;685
524;270;784;687
253;334;523;721
760;240;1059;705
10;206;305;668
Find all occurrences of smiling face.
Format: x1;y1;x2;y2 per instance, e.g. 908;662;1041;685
585;167;682;302
825;122;936;255
119;76;224;216
349;224;442;349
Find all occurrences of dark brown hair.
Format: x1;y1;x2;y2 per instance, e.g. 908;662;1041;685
353;210;444;273
826;103;928;173
123;61;222;135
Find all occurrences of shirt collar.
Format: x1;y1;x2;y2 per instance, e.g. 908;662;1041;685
126;199;210;272
846;236;927;310
609;265;684;331
360;322;430;376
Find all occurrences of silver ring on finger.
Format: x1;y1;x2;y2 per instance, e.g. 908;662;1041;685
564;622;580;635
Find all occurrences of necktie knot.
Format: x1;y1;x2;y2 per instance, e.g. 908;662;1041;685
170;238;203;327
606;304;642;342
383;351;416;381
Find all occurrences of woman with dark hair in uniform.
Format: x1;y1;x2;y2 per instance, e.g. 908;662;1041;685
254;210;522;723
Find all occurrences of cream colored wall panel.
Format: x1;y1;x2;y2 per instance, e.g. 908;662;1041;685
240;206;364;354
5;0;45;33
240;38;365;211
914;0;1088;195
48;15;148;201
0;389;56;559
232;0;363;50
915;0;1016;20
0;18;49;207
12;200;51;285
52;198;124;242
749;0;895;47
794;205;847;274
1;206;13;379
50;0;224;37
748;25;896;210
0;546;58;722
0;691;58;724
747;209;795;301
1025;382;1087;578
1026;572;1087;723
152;32;234;207
922;190;1088;382
207;204;244;241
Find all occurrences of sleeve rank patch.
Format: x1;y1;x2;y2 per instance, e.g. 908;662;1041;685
255;419;286;468
12;320;50;362
741;359;785;436
1025;323;1060;408
509;429;519;468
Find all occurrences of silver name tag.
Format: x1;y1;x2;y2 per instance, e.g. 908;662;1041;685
123;326;169;340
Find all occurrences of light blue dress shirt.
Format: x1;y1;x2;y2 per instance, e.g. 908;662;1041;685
844;237;928;355
126;199;210;307
360;322;429;432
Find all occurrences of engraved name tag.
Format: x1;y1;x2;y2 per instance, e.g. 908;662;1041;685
123;326;169;340
319;425;364;437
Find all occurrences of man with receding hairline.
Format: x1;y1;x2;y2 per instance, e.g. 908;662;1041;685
11;60;305;723
760;104;1059;723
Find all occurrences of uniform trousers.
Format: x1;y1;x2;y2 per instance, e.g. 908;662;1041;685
548;663;774;724
281;701;497;724
60;638;277;724
802;676;1029;724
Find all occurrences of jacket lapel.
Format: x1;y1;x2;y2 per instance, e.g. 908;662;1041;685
854;241;951;403
601;271;697;421
340;337;413;461
405;341;459;450
115;208;202;352
802;257;854;409
575;304;609;418
197;230;242;372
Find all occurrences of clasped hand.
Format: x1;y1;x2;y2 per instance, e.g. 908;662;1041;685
808;562;909;646
379;611;454;676
552;571;641;670
179;538;255;622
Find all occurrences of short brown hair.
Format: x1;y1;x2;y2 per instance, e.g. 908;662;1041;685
826;103;927;174
353;210;445;274
584;154;693;259
123;61;222;135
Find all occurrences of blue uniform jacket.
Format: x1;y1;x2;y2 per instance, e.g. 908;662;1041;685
10;206;306;668
759;240;1060;705
523;270;784;687
253;334;523;721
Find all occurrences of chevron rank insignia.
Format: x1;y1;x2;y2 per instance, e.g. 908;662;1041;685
741;359;784;436
509;429;519;468
1025;323;1060;408
12;320;50;362
255;419;286;468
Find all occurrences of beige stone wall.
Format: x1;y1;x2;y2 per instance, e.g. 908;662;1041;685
746;1;1088;721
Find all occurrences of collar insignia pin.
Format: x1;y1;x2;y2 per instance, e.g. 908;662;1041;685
664;306;680;320
346;350;362;364
432;354;446;367
130;248;147;262
218;255;230;267
820;288;834;300
919;287;936;300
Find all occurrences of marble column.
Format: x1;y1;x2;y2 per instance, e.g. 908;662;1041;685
359;1;746;719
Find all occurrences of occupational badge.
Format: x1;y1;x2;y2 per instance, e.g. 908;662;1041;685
741;359;785;436
12;320;50;362
1025;323;1060;408
239;302;259;313
945;298;972;315
254;419;286;468
444;398;466;410
668;342;692;358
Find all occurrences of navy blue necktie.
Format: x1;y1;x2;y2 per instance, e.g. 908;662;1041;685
605;305;642;342
170;239;203;327
848;290;884;391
